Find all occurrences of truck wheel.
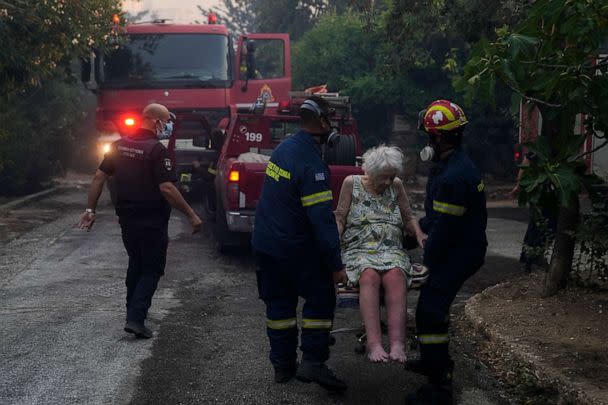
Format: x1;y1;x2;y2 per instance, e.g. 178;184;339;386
324;134;357;166
214;195;231;253
203;183;216;222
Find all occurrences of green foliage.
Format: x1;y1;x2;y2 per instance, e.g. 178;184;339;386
292;11;395;146
573;197;608;288
0;80;93;195
0;0;123;95
460;0;608;209
200;0;354;40
0;0;122;194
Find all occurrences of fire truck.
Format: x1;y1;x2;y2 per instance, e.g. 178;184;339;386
81;14;292;196
210;92;363;252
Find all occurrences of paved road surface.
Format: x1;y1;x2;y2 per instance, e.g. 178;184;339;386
0;188;528;404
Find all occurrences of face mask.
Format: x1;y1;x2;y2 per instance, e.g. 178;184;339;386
156;120;173;140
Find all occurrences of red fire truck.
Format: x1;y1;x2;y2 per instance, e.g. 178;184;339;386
82;15;292;194
209;92;363;252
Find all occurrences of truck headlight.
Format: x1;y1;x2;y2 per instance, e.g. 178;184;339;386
100;143;111;155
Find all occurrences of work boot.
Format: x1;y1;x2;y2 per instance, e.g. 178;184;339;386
296;360;347;392
405;382;453;404
124;321;153;339
274;363;298;384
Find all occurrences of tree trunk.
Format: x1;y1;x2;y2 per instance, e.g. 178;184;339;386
537;105;580;297
543;194;580;297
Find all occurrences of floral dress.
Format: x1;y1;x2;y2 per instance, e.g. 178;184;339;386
341;176;413;286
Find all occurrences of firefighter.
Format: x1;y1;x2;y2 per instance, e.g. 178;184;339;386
78;103;202;339
406;100;487;404
252;96;348;391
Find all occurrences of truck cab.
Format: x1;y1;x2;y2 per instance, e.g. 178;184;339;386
82;18;291;197
211;92;363;252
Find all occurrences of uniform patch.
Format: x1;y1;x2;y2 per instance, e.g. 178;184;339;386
164;158;173;171
315;172;326;181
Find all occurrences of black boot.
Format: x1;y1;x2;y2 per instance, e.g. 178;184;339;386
406;365;453;404
124;321;153;339
274;363;298;384
404;358;429;376
296;360;347;392
405;381;453;404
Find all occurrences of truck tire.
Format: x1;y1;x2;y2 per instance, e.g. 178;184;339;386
324;134;357;166
214;194;231;253
202;182;216;222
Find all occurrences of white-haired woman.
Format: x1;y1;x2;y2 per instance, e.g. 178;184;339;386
335;145;426;363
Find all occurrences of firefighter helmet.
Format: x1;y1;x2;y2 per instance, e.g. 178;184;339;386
421;100;468;134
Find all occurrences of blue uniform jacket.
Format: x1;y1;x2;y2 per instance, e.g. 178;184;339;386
252;130;343;272
420;147;488;269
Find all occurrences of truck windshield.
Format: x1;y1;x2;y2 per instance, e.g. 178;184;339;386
100;34;231;89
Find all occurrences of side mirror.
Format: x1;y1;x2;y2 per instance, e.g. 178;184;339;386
209;129;225;150
193;134;209;148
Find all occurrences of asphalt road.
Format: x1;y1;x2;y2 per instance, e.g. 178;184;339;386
0;187;529;405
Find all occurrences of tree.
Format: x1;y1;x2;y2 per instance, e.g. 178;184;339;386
459;0;608;296
198;0;359;39
0;0;123;95
0;0;123;194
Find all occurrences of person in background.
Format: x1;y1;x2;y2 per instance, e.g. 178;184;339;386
78;103;202;339
510;153;558;272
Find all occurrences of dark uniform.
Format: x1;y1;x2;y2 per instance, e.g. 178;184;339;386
252;130;342;372
99;128;177;325
417;146;487;382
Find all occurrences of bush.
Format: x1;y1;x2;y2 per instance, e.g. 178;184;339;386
0;79;93;196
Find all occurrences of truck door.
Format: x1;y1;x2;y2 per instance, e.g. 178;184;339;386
233;34;291;108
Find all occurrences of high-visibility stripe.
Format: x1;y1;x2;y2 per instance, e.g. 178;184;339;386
301;190;333;207
428;105;455;121
266;318;297;330
433;200;466;216
419;334;449;344
208;167;217;175
477;181;485;192
302;318;333;329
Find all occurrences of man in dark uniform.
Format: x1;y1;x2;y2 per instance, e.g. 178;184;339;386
78;103;202;339
406;100;488;404
252;96;348;391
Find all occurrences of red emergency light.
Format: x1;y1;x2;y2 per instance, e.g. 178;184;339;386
124;117;136;127
208;13;218;24
278;100;291;113
514;151;521;162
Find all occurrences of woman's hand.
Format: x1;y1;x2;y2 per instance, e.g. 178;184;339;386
416;231;428;249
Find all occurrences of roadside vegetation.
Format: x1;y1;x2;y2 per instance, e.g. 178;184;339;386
0;0;122;195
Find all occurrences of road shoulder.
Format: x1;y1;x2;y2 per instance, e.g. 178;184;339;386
464;272;608;405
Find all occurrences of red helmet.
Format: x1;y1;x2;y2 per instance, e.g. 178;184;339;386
421;100;468;135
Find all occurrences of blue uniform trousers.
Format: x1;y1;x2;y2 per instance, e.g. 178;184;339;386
120;221;168;324
255;250;336;370
416;247;485;382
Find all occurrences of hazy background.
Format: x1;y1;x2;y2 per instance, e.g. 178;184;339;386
123;0;222;23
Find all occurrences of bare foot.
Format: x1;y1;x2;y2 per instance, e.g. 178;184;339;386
367;344;389;363
389;344;407;363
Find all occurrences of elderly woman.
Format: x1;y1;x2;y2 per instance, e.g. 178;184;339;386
335;145;426;363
